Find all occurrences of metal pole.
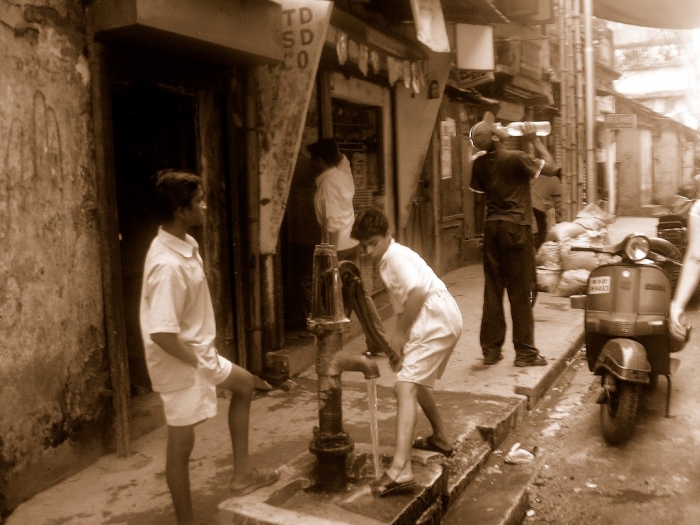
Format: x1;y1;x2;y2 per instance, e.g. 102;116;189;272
583;0;597;203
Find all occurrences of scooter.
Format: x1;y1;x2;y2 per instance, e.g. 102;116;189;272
572;233;689;445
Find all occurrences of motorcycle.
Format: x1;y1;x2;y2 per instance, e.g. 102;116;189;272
572;233;690;445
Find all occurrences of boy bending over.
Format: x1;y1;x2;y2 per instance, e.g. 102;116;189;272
351;208;463;497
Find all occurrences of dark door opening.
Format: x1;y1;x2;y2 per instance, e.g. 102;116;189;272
111;82;198;393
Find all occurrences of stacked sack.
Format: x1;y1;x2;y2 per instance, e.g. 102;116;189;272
536;203;620;297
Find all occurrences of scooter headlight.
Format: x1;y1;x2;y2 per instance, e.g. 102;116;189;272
624;235;650;261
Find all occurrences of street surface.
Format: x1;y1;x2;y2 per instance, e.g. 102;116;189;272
514;292;700;524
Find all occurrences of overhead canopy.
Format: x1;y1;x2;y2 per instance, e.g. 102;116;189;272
593;0;700;30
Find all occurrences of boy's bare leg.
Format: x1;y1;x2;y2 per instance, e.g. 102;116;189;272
217;364;254;485
416;385;454;451
166;425;196;525
386;381;418;482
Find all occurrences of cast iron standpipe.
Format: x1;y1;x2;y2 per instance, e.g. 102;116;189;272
307;243;380;493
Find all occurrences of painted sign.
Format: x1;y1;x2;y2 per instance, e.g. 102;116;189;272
605;113;637;129
257;1;332;255
440;119;455;179
410;0;450;52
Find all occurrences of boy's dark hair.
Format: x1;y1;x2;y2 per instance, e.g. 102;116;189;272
351;208;389;241
154;168;202;222
307;138;343;166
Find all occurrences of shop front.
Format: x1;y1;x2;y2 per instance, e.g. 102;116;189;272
279;6;446;339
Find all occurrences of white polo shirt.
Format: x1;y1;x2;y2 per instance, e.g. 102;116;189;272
140;228;217;393
379;239;446;313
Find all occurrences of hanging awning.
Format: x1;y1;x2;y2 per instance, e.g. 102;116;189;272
441;0;510;24
593;0;700;30
366;0;509;25
90;0;284;64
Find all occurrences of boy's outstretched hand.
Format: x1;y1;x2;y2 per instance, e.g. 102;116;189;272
389;330;407;373
389;352;404;373
390;330;407;355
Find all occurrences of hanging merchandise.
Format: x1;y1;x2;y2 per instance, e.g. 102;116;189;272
358;44;369;76
336;31;348;65
418;61;426;87
411;62;420;94
387;56;399;85
347;39;359;64
370;50;381;74
395;59;405;85
402;60;411;89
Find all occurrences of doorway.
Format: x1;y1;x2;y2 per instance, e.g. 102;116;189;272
111;83;199;391
107;52;238;394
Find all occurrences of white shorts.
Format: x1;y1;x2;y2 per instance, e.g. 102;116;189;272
159;354;233;427
396;290;463;388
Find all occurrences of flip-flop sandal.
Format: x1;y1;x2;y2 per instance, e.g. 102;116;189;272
412;435;455;457
370;472;416;497
230;468;280;497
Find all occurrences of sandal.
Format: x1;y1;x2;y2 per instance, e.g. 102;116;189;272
370;472;416;497
230;468;280;497
412;435;455;457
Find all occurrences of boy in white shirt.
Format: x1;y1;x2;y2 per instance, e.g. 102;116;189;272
351;208;463;497
140;169;278;524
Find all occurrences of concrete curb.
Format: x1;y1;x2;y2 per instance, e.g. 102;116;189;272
515;331;585;410
441;328;584;525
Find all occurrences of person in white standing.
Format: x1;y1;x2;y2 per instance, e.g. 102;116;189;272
140;169;278;525
304;138;388;357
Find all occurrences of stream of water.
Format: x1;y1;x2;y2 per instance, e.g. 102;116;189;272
366;378;382;479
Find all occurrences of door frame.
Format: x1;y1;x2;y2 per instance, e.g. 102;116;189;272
90;40;246;454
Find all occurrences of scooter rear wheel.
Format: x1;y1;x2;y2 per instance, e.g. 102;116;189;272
600;377;640;445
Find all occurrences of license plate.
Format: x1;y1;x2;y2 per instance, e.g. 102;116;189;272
589;276;610;294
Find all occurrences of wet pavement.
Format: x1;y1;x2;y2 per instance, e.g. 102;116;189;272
6;217;658;525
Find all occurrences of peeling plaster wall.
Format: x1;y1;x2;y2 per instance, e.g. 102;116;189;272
0;0;107;512
653;129;681;203
616;128;653;215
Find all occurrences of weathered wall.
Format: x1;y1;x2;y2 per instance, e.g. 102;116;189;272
653;129;681;203
616;128;653;215
0;0;108;513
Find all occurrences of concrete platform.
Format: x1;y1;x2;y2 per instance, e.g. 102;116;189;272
5;264;585;525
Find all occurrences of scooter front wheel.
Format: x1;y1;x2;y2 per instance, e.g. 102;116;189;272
644;372;659;391
600;376;640;445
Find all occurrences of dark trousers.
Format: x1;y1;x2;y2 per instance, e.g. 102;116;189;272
481;220;539;359
533;208;548;250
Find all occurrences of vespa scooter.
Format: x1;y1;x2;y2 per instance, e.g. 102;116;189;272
572;233;689;445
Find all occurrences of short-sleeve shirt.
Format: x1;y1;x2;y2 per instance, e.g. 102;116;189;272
314;155;360;251
379;239;447;314
470;149;544;226
531;172;562;213
139;228;217;393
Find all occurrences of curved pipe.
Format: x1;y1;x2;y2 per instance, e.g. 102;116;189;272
327;352;380;379
339;260;401;366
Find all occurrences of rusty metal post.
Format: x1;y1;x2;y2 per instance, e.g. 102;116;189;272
307;243;380;493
